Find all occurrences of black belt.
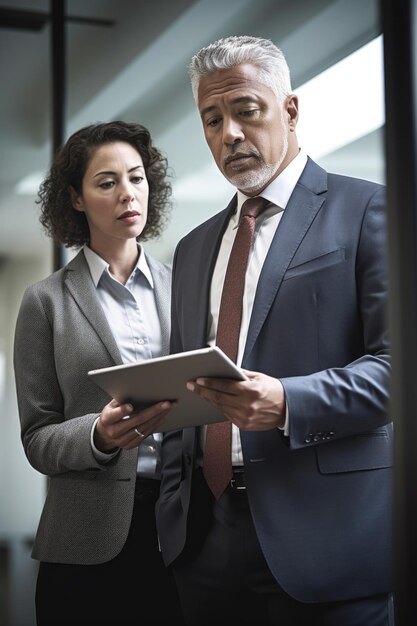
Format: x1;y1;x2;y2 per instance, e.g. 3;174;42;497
229;467;246;491
134;477;160;499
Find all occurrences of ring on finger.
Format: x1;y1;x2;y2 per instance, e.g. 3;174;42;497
134;427;145;439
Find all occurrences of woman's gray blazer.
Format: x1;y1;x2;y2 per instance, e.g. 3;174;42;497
13;249;171;564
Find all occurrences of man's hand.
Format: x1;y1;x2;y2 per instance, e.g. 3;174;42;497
187;369;286;430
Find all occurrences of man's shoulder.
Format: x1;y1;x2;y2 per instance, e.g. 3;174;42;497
327;170;385;192
323;172;386;221
304;156;385;195
179;203;233;244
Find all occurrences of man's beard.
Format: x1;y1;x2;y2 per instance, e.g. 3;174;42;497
225;131;289;194
226;161;280;195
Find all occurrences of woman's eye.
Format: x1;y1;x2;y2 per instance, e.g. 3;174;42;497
99;181;114;189
131;176;144;184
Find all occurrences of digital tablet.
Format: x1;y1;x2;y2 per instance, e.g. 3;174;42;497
88;346;246;432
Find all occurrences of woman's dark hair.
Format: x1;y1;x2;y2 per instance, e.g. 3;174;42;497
37;120;172;247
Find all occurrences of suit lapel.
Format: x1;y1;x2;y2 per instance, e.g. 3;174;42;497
188;197;237;348
243;159;327;363
64;250;123;365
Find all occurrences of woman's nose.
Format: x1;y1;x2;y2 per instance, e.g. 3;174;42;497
120;185;135;203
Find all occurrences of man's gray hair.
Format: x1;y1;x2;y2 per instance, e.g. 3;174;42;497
189;35;292;104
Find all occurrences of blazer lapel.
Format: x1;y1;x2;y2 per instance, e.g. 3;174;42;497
146;254;171;355
64;250;123;365
243;159;327;363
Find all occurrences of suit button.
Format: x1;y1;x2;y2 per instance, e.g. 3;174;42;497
304;436;312;444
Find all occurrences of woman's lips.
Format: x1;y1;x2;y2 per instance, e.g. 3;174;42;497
118;210;140;222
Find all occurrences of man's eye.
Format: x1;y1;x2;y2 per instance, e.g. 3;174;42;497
207;117;221;127
240;109;258;117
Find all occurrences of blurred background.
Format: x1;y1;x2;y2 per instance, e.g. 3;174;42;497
0;0;384;624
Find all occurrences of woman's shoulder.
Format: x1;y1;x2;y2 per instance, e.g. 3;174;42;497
144;251;172;276
21;249;85;299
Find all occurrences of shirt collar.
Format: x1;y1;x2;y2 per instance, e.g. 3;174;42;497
235;149;308;218
82;244;154;288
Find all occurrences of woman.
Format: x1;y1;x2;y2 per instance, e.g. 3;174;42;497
13;121;184;625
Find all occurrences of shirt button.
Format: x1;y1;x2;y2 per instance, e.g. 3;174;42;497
137;338;145;345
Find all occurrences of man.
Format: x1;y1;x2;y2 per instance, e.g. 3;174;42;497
156;35;393;625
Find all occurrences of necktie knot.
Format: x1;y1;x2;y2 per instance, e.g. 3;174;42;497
240;196;269;219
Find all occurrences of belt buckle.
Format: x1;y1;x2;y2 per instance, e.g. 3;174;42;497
230;469;246;490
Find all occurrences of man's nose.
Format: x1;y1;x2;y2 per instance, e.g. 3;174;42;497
222;117;245;144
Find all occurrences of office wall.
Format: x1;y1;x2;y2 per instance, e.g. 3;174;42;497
0;253;53;626
0;254;50;540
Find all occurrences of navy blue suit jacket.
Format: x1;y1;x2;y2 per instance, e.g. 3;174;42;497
156;157;393;603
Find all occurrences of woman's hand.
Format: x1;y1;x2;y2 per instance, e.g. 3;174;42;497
94;398;174;451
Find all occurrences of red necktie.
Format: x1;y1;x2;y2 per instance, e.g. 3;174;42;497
203;196;269;499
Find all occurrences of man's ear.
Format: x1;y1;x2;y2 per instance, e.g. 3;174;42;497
69;186;84;212
285;94;299;131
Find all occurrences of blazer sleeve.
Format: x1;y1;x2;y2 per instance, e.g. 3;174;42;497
13;284;106;476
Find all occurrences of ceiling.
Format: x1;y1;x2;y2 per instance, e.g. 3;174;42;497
0;0;384;266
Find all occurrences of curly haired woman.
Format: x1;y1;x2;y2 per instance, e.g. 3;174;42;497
14;121;184;625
